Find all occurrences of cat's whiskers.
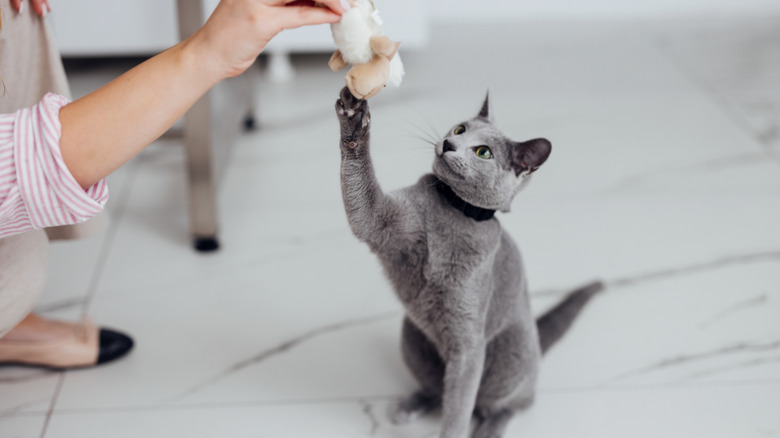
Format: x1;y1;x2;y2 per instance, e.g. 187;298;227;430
415;110;443;146
387;114;441;147
407;127;439;147
386;131;437;150
407;134;437;148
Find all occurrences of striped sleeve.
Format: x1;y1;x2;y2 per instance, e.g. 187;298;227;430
0;93;109;238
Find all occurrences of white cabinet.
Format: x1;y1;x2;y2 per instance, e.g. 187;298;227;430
48;0;428;57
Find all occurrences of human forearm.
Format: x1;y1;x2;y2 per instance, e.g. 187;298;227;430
58;40;220;189
57;0;345;190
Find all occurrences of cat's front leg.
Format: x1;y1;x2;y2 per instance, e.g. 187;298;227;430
335;87;402;250
439;348;486;438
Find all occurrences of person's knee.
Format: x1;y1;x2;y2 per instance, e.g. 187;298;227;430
0;229;49;337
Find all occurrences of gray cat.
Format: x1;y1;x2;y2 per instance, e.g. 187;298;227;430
335;86;602;438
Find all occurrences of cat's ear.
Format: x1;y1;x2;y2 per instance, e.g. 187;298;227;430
510;138;552;176
477;91;493;121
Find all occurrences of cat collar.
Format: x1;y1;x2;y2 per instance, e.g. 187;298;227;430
434;179;496;222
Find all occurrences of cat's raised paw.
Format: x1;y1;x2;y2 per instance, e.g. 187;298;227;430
338;86;366;111
336;86;371;141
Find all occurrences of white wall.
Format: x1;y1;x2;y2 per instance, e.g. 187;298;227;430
50;0;428;57
426;0;780;21
47;0;780;56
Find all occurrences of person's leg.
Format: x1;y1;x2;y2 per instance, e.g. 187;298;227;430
0;314;133;369
0;230;49;339
0;1;131;367
0;230;133;368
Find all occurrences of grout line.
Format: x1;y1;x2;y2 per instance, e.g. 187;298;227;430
0;370;56;385
688;354;780;380
532;249;780;297
540;377;780;395
174;311;401;400
80;157;142;316
17;394;404;418
38;373;64;438
610;339;780;382
606;251;780;288
0;398;50;418
8;377;780;420
34;297;87;315
699;294;769;328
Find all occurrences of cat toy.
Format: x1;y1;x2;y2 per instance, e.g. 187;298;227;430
327;0;404;99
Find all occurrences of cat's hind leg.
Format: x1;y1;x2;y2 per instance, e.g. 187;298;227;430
400;317;445;395
391;317;444;424
477;322;539;408
390;390;440;425
472;408;515;438
471;323;539;437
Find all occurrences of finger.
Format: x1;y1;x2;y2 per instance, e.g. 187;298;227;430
31;0;46;16
279;0;348;14
10;0;22;13
314;0;350;14
275;5;342;30
262;0;302;7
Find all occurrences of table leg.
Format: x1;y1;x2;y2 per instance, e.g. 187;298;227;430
176;0;219;252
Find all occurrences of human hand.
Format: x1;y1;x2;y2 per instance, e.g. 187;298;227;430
10;0;51;16
191;0;349;80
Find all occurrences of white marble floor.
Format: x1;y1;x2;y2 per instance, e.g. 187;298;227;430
2;16;780;438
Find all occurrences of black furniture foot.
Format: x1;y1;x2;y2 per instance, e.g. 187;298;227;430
243;115;257;131
194;237;220;252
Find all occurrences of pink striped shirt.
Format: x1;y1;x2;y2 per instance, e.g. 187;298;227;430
0;93;108;238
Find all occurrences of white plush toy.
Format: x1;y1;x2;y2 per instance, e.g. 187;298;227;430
327;0;404;99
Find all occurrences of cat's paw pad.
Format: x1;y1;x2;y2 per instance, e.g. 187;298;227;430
338;86;364;110
336;86;369;125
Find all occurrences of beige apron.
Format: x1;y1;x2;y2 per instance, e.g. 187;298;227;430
0;1;106;336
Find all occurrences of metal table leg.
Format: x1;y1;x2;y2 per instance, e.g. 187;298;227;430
176;0;219;252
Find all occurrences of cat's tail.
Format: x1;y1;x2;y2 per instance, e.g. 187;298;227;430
536;281;604;355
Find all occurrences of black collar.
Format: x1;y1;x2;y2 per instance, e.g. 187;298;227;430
434;179;496;222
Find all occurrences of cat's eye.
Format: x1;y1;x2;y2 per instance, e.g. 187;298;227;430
475;146;493;160
453;125;466;135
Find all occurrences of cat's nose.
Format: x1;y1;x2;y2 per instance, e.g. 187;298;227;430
442;139;455;154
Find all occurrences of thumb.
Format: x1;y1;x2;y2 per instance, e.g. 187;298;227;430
274;5;341;31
